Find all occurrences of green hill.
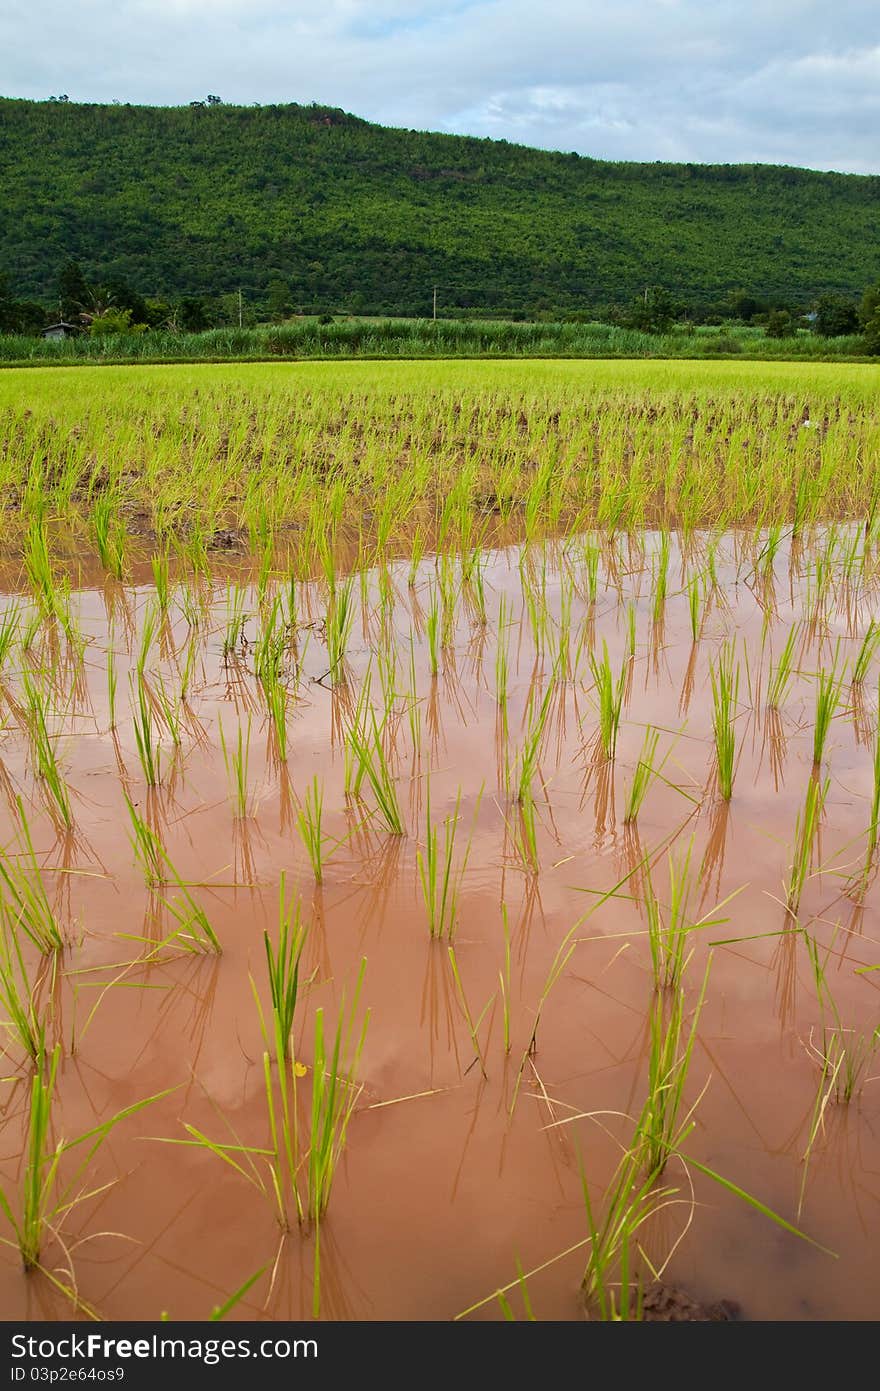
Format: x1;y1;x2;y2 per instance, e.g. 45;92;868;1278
1;96;878;316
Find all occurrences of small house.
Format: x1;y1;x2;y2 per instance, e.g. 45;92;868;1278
40;321;81;340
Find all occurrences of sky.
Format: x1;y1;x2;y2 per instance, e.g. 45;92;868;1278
2;1;879;173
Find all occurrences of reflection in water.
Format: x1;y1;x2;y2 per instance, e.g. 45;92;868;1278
2;523;880;1321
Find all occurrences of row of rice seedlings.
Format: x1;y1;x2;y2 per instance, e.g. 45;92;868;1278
5;384;879;552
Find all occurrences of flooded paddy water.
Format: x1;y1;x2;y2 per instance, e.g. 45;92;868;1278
2;521;880;1321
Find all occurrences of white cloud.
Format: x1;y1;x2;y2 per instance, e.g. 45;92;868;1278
1;1;878;172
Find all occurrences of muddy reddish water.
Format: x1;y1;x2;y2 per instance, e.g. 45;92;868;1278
2;529;880;1321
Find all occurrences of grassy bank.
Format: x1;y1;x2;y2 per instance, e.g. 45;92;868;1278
0;317;872;367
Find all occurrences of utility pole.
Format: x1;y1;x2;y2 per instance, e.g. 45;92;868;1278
238;288;243;328
433;285;437;321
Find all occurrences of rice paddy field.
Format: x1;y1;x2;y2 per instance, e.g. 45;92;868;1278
1;358;880;1322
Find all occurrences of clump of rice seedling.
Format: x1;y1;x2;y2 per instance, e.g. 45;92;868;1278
347;710;405;835
92;495;125;580
786;774;828;916
589;641;626;761
259;873;308;1057
222;585;248;663
637;964;709;1181
514;681;553;803
0;801;64;953
710;639;739;799
812;660;842;767
124;793;167;888
130;673;162;787
21;672;73;828
426;590;440;678
0;912;54;1062
448;945;492;1079
766;625;799;710
219;715;253;819
688;574;701;642
852;620;880;688
151;551;171;613
0;1042;171;1275
417;780;481;939
623;726;661;823
0;602;21;672
804;931;879;1105
325;576;355;684
643;845;694;992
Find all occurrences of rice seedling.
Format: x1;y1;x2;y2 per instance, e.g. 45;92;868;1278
416;781;481;940
124;793;167;888
589;641;626;761
786;774;829;916
0;802;64;953
306;975;371;1222
222;584;248;663
447;945;492;1079
852;619;880;687
347;710;405;835
106;645;118;730
688;574;701;642
499;903;512;1055
23;520;60;620
766;625;799;709
130;673;162;787
260;873;308;1057
151;551;171;613
219;714;253;819
637;963;709;1181
21;672;72;827
426;590;440;678
0;602;21;671
812;660;842;767
0;911;55;1062
623;726;661;823
709;639;739;799
325;576;355;683
804;932;879;1105
92;495;125;580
